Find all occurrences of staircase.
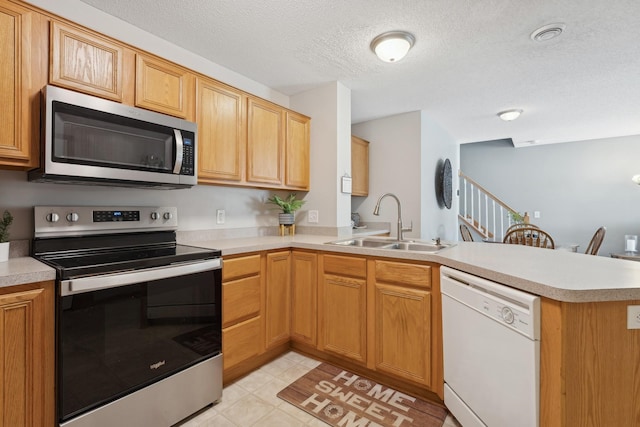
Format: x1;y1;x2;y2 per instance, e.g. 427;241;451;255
458;171;520;241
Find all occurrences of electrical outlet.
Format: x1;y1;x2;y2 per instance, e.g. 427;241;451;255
534;211;541;219
216;209;225;224
308;210;319;223
627;305;640;329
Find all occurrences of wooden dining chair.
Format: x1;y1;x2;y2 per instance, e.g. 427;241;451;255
459;224;474;242
503;226;555;249
505;222;539;235
585;226;606;255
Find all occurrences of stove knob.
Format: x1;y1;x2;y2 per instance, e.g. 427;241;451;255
46;213;59;223
150;212;159;220
163;212;173;220
66;212;79;223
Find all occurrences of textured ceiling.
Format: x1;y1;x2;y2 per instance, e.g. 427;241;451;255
79;0;640;147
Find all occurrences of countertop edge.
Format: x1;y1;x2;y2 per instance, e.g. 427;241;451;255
183;236;640;303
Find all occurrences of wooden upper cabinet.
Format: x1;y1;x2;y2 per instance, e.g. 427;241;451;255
285;111;310;190
0;2;46;169
351;136;369;196
197;77;246;183
49;21;131;102
135;54;195;119
247;97;284;186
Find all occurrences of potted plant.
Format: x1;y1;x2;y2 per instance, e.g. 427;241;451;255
267;193;305;225
0;210;13;262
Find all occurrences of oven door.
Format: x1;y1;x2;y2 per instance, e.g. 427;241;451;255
57;259;221;424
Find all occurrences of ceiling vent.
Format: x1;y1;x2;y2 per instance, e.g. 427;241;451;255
530;23;566;42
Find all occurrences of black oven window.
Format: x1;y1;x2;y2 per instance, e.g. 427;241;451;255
58;270;221;422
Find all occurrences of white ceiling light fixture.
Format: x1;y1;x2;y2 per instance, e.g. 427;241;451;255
371;31;415;63
498;109;523;121
530;23;566;42
632;175;640;185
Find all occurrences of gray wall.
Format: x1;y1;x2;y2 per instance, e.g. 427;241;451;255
460;135;640;256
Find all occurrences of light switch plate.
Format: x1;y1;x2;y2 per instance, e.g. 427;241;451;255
216;209;225;224
341;176;352;194
627;305;640;329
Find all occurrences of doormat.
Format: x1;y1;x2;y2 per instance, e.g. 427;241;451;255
277;362;448;427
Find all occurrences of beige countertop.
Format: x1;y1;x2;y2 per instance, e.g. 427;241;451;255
3;234;639;302
0;257;56;289
182;235;640;303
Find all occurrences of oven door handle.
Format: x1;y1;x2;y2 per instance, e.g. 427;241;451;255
60;258;222;296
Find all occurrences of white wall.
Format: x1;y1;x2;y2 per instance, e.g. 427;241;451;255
421;112;459;242
351;112;422;239
351;111;459;241
460;136;640;256
0;170;278;240
290;82;351;233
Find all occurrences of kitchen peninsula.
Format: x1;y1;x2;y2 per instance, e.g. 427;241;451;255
190;235;640;427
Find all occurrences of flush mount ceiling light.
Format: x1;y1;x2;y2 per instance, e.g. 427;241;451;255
530;23;566;42
370;31;415;63
632;175;640;185
498;109;523;121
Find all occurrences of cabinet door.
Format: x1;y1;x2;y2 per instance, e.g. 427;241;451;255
0;282;54;427
285;111;310;190
50;21;127;102
351;136;369;196
290;251;317;346
375;283;432;386
319;255;367;364
247;97;283;186
135;54;194;119
265;251;291;349
197;77;246;183
0;3;45;168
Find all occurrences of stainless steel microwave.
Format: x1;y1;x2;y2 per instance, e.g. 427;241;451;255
29;85;197;189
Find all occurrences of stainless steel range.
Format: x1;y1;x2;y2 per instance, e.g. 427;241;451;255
32;206;222;427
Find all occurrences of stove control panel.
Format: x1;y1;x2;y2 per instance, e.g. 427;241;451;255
35;206;178;237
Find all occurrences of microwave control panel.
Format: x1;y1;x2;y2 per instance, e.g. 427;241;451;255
181;136;195;176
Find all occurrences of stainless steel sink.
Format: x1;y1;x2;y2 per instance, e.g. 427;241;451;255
326;237;454;253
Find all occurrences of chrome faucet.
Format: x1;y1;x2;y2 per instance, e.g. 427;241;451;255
373;193;412;241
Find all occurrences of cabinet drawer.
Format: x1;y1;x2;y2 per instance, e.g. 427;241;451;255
223;275;261;327
375;261;432;289
222;316;262;370
323;254;366;278
223;254;261;281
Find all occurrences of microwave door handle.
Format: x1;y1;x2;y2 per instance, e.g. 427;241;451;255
173;129;184;174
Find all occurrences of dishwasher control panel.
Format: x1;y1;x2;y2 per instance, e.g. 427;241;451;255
440;266;540;340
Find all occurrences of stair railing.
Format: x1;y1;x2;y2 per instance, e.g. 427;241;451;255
458;171;520;240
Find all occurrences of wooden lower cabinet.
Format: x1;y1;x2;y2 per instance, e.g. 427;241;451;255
372;260;433;387
265;251;291;349
222;254;263;371
290;251;317;346
540;297;640;427
318;254;368;364
0;280;54;427
222;316;262;371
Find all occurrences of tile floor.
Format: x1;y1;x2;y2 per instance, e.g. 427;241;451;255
179;351;461;427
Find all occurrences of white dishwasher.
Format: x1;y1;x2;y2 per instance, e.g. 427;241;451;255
440;266;540;427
